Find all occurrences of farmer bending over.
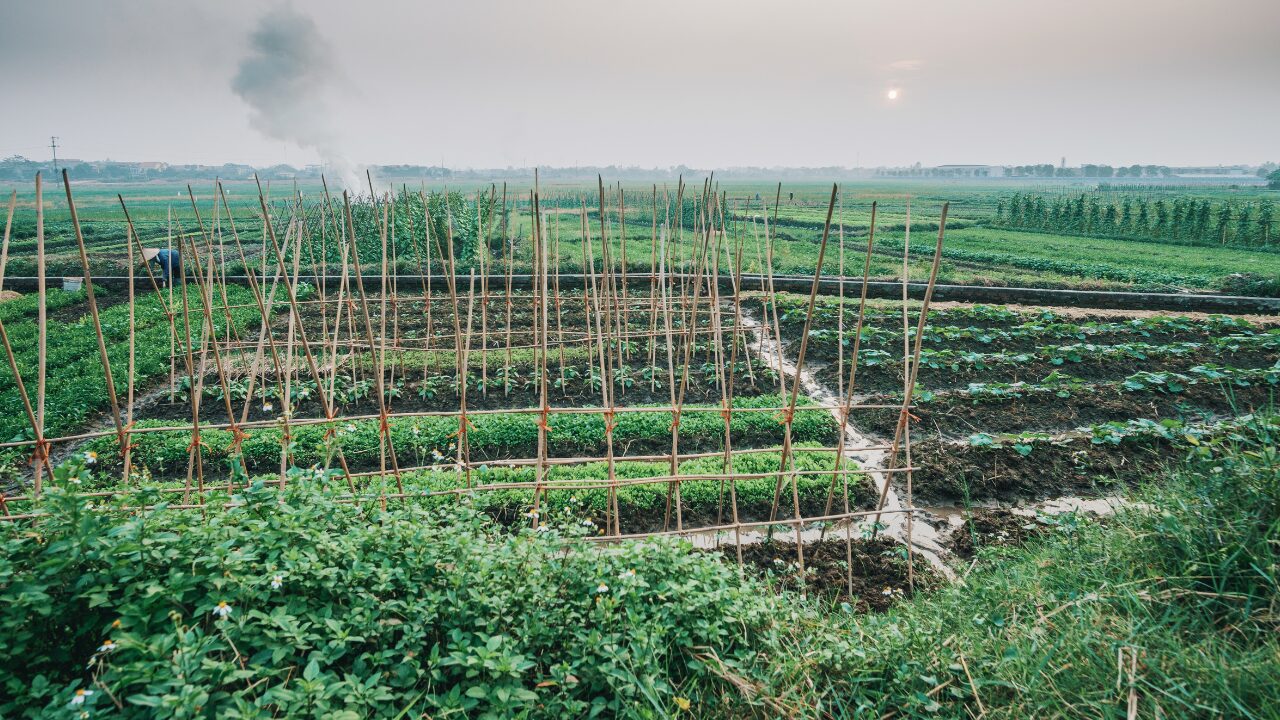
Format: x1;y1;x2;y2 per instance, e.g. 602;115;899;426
141;248;181;287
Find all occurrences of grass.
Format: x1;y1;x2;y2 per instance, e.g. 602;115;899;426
801;417;1279;717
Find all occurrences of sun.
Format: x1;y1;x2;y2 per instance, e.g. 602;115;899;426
886;88;900;101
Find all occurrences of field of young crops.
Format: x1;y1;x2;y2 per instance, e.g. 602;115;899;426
6;176;1279;294
763;293;1279;510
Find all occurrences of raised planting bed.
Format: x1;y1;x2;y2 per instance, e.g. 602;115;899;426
905;415;1279;503
80;394;842;479
856;364;1279;437
141;356;780;425
59;449;878;537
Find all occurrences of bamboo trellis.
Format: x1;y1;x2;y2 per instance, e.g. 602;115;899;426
0;172;950;593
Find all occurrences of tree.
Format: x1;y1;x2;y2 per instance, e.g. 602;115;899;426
1268;169;1280;190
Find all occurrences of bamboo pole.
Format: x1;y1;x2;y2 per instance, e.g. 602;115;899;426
35;173;47;495
595;178;620;535
764;183;838;575
460;271;477;488
871;203;949;531
64;170;130;473
664;188;716;532
0;314;55;480
0;190;15;293
342;190;405;497
255;176;357;490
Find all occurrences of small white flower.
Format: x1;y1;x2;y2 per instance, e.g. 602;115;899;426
70;689;93;705
526;509;540;519
83;451;97;465
345;423;357;433
537;523;549;532
581;518;595;527
619;569;636;579
212;601;233;619
881;587;894;597
270;574;284;590
596;583;609;594
97;639;116;653
262;402;274;412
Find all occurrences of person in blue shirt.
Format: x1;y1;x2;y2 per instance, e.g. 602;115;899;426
141;248;181;287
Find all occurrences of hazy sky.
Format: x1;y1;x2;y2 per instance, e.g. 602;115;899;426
3;0;1278;169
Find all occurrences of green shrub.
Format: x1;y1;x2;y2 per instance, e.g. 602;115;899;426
0;461;802;718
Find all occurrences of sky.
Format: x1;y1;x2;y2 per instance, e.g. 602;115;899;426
2;0;1278;170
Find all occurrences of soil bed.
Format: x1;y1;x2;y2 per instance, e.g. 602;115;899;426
726;537;940;611
947;509;1046;559
857;380;1275;438
907;438;1172;504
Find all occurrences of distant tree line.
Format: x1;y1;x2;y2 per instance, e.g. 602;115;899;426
996;192;1277;247
1004;164;1177;178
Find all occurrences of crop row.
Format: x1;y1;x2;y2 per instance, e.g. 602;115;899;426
0;286;263;447
794;316;1262;353
852;364;1278;437
872;236;1210;288
849;334;1280;378
909;414;1279;502
79;449;876;534
914;363;1280;404
81;394;840;478
0;288;92;325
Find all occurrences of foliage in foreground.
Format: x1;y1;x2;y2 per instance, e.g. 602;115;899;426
2;417;1277;718
1;465;785;718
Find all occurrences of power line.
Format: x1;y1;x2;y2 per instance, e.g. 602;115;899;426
50;136;60;174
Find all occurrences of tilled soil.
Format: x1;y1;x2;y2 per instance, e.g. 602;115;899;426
856;381;1274;438
726;537;940;611
907;438;1170;504
947;509;1046;559
813;348;1279;395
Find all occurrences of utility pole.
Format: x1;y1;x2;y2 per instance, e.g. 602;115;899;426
50;136;60;174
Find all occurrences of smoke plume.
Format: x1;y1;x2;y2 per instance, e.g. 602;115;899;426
232;5;361;190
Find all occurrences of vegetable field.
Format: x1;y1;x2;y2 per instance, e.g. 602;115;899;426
1;173;1277;718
